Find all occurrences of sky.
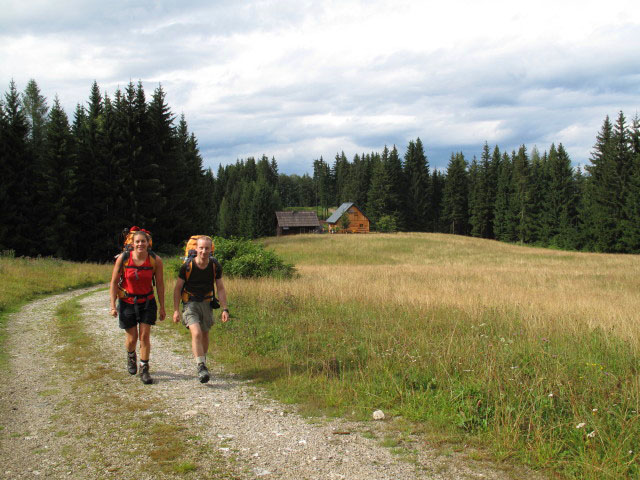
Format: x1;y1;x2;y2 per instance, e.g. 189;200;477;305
1;0;639;175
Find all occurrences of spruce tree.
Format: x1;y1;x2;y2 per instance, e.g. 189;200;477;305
494;152;515;242
621;116;640;252
41;97;76;257
403;138;430;231
584;116;618;251
511;146;532;243
366;147;392;227
1;81;33;254
442;152;469;235
386;145;406;230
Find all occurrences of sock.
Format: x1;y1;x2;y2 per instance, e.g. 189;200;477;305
140;359;149;367
128;350;136;357
196;356;206;365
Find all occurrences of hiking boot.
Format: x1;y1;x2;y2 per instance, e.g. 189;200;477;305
127;352;137;375
197;362;210;384
140;363;153;385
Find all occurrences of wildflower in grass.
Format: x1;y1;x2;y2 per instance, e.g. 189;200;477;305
576;422;586;429
592;408;598;413
586;430;596;438
548;393;554;397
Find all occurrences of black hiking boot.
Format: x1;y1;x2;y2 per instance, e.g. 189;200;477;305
140;363;153;384
127;351;137;375
197;362;210;384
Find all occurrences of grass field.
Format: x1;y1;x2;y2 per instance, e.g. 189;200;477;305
0;254;112;368
193;233;640;479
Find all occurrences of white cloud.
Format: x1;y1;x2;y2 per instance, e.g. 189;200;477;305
1;0;639;173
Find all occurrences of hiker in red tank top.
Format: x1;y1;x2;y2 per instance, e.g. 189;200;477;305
109;230;166;384
119;254;155;303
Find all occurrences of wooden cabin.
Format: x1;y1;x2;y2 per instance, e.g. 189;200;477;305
325;202;370;233
275;211;321;236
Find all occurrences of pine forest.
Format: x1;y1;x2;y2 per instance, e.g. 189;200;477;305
1;80;639;260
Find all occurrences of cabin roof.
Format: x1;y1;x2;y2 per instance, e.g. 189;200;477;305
326;202;369;224
275;211;321;228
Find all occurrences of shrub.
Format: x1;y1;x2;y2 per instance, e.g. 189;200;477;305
376;215;399;233
169;236;295;279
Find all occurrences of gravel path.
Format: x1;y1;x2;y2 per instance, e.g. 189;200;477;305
0;287;546;479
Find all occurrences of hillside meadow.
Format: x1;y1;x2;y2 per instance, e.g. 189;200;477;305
189;233;640;479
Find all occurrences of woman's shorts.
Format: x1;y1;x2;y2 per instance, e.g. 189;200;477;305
182;300;214;332
118;298;157;330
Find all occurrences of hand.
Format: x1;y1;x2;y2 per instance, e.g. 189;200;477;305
221;309;229;323
172;311;181;324
110;307;118;317
158;307;166;321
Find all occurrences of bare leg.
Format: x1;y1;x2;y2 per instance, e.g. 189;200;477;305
138;323;151;361
125;326;138;352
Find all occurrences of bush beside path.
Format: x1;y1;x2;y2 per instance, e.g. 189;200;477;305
0;287;545;480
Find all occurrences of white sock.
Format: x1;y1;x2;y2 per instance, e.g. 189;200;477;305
196;356;206;365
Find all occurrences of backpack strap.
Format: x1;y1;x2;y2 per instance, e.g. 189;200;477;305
181;256;217;304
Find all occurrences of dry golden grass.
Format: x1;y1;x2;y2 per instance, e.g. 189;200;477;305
243;233;640;346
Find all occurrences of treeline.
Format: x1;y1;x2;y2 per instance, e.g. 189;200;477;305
294;112;640;253
0;79;214;260
2;79;639;258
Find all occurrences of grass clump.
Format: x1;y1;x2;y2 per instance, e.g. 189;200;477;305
211;233;640;479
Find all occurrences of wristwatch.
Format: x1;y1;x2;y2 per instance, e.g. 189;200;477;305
222;308;229;314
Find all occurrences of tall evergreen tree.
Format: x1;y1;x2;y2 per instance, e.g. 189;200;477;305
494;152;515;242
584;115;619;251
621;116;640;252
366;146;392;227
511;146;532;243
41;97;76;257
1;81;33;254
403;138;430;231
442;152;469;235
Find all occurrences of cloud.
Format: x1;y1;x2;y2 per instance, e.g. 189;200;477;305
2;0;640;174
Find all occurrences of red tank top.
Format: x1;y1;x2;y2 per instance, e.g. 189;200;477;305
120;254;155;304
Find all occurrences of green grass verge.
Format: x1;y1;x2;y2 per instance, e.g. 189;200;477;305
0;255;112;370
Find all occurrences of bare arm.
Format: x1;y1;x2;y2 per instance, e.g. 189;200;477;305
154;256;166;321
216;277;229;323
109;255;124;317
172;277;185;323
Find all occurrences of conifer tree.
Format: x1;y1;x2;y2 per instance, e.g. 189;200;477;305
621;115;640;252
584;116;618;251
41;97;76;257
430;170;445;232
366;147;392;227
22;79;49;169
386;145;406;229
494;152;515;242
1;81;33;254
403;138;430;231
511;146;532;243
527;146;546;244
442;152;469;235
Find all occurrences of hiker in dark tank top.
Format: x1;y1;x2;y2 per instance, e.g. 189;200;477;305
173;236;229;383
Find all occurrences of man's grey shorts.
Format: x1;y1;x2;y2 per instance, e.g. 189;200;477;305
182;300;214;332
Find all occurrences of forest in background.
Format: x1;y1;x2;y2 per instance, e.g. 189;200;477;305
1;79;639;260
